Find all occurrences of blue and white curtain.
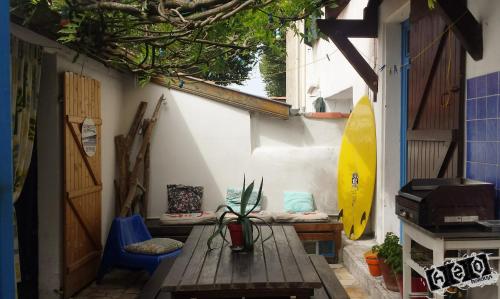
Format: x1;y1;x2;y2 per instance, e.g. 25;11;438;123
11;35;42;291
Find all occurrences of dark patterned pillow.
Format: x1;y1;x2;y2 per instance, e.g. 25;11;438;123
167;184;203;213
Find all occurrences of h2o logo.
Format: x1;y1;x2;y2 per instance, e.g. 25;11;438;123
425;253;498;295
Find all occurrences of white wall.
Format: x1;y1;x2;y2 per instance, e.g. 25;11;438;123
37;52;62;299
374;0;410;243
466;0;500;78
11;23;125;298
286;21;307;110
122;79;346;217
286;0;372;113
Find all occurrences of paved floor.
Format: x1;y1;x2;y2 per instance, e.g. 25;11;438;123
72;269;148;299
73;264;369;299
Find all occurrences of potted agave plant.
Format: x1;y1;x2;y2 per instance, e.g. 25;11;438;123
207;176;271;252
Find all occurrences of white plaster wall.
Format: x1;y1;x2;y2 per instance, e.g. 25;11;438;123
11;23;125;298
122;79;345;217
249;114;344;213
466;0;500;79
122;80;251;214
286;22;307;110
286;0;373;113
374;0;410;243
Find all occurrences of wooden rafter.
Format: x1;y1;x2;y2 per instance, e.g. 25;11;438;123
434;0;483;61
319;29;378;94
152;76;291;119
317;0;381;97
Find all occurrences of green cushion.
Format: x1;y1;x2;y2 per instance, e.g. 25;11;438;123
225;188;262;213
284;192;314;212
125;238;183;255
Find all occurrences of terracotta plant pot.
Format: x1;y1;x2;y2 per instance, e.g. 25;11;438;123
227;222;244;248
378;257;399;292
364;251;381;276
396;273;403;298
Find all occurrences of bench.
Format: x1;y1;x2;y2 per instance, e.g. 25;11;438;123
310;255;349;299
140;254;348;299
146;219;343;263
139;258;174;299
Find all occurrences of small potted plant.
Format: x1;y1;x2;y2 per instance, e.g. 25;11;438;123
207;176;271;252
372;232;402;292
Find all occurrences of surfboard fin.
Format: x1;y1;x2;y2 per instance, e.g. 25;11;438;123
360;211;367;224
349;225;354;238
338;209;343;220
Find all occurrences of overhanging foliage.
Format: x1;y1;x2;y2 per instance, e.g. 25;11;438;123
12;0;337;86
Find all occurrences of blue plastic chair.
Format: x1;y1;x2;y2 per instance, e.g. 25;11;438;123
97;215;181;282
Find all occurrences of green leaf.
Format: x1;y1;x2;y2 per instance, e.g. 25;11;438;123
240;181;254;215
244;177;263;216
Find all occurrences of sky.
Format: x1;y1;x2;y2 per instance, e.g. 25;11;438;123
228;61;268;98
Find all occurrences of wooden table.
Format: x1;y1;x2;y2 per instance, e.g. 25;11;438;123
159;224;323;299
146;218;343;263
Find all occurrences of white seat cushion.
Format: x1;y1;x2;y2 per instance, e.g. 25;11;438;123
273;211;329;223
159;211;217;225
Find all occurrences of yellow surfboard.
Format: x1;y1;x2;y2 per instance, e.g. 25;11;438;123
338;96;376;240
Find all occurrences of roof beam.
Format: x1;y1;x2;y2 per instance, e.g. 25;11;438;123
434;0;483;60
317;19;377;38
317;27;378;93
152;76;290;119
317;0;381;97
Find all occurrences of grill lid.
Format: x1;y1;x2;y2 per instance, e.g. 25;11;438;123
398;178;473;202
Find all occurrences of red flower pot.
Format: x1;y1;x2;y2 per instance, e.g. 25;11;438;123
364;251;382;277
227;222;244;248
378;257;399;292
396;275;428;299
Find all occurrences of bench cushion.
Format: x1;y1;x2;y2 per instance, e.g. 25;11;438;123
273;211;329;223
226;187;262;213
125;238;183;255
159;212;217;225
167;184;203;213
223;210;273;223
284;191;314;212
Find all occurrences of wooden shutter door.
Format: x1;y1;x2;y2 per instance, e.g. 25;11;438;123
407;0;465;181
63;72;102;298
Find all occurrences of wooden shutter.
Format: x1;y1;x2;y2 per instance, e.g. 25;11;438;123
406;0;465;181
63;72;102;298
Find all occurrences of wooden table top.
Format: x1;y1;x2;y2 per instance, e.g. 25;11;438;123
161;224;322;293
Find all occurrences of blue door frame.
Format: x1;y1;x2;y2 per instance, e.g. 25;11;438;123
0;3;15;298
400;20;410;239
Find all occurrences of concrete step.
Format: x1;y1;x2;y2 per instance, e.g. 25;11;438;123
341;235;400;299
330;264;370;299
